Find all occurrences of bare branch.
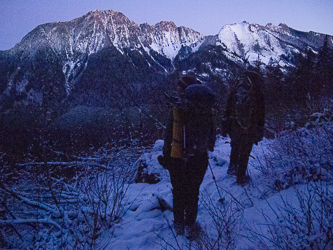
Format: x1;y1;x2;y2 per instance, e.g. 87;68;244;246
0;183;61;216
0;218;62;231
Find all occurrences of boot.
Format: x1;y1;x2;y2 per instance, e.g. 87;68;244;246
236;174;250;187
185;222;202;241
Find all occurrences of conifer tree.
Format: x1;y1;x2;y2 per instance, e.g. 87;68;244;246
316;35;333;96
265;58;288;131
289;49;316;111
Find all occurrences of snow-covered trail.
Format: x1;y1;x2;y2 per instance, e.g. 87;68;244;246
97;137;248;249
98;135;330;249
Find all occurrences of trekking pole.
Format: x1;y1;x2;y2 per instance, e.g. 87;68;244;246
208;161;224;201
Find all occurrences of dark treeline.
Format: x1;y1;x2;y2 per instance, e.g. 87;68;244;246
261;35;333;132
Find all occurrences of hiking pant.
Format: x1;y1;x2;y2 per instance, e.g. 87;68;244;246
229;136;253;177
168;153;208;226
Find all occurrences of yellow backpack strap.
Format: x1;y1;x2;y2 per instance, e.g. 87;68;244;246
170;107;184;159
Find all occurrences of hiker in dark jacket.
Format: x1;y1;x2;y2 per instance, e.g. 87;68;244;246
222;70;265;186
158;75;216;240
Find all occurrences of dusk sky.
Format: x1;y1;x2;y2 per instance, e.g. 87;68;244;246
1;0;333;51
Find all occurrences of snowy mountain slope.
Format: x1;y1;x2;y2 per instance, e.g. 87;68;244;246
6;9;330;70
217;22;312;66
1;9;332;121
2;9;204;97
15;10;204;65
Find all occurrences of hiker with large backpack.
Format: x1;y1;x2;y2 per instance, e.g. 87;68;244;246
158;75;216;240
221;70;265;186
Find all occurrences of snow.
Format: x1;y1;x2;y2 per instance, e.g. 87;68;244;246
2;125;332;248
93;133;332;249
148;24;205;60
0;218;62;231
217;22;297;66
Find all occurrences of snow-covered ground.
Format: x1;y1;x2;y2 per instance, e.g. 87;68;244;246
96;131;333;249
1;125;332;249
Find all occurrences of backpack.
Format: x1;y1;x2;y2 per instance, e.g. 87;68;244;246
184;84;216;156
234;79;253;129
222;71;265;142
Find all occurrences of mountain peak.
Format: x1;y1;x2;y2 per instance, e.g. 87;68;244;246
153;21;178;31
278;23;289;28
278;23;290;32
84;9;131;24
1;12;331;113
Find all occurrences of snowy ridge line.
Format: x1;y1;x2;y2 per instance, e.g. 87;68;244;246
15;9;206;61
